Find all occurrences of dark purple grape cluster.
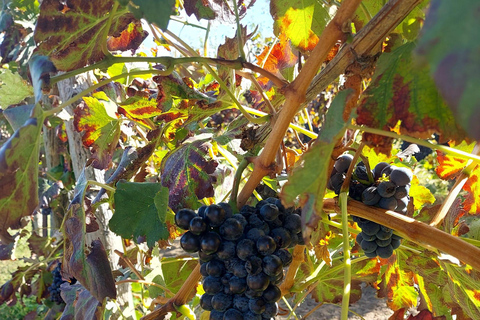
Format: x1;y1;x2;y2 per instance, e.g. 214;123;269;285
48;263;66;304
175;199;303;320
328;155;413;259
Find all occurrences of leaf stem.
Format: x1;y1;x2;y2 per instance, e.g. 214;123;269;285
229;159;249;212
339;193;352;320
232;0;246;61
348;124;480;163
87;180;116;193
101;1;119;56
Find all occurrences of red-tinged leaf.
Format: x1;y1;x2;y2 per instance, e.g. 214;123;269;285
0;104;43;244
463;167;480;214
107;20;147;52
184;0;255;23
416;1;480;140
408;310;446;320
118;95;164;129
27;232;54;257
74;96;121;170
357;42;467;153
63;169;116;303
377;250;418;310
160;140;217;212
270;0;333;51
410;176;435;210
34;0;136;71
435;141;475;180
60;282;103;320
57;122;68;143
256;34;297;87
389;308;407;320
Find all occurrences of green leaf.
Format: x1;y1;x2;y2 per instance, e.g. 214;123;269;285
416;0;480;140
357;42;466;144
118;96;163;129
3;104;35;131
128;0;176;31
63;169;117;302
160;140;217;212
0;104;43;244
0;69;33;107
161;257;198;293
73;96;121;170
110;182;169;247
280;90;350;224
270;0;333;51
184;0;215;20
34;0;137;71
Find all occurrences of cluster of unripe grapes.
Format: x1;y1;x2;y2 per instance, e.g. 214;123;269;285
48;263;66;304
328;154;413;258
175;198;303;320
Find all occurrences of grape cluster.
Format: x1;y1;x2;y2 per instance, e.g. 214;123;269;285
328;154;413;259
175;199;303;320
48;263;66;304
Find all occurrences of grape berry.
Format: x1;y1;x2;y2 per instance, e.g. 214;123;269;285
329;155;413;259
175;200;301;319
48;263;66;304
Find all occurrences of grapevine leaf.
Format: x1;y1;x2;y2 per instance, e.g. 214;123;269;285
441;262;480;320
310;257;380;304
256;34;297;87
217;26;249;89
0;104;43;244
109;182;169;247
410;176;435;210
34;0;136;71
161;257;198;293
73;96;121;170
0;69;33;107
357;42;466;149
377;249;418;310
118;96;163;129
27;232;54;258
127;0;176;30
29;55;57;103
280;90;350;225
435;141;475;180
416;0;480;140
106;20;147;52
270;0;333;51
60;282;104;320
160;140;217;212
184;0;256;23
463;167;480;214
63;169;116;302
3;104;35;131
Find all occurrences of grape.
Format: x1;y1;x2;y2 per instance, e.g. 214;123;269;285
200;262;208;277
360;240;377;253
244;311;262;320
180;231;201;253
219;202;234;219
189;216;207;235
270;270;285;285
212;292;233;311
256;236;277;256
354;162;370;181
359;232;376;241
200;294;213;311
237;239;257;260
201;232;222;254
206;204;227;227
203;276;223;295
260;204;280;221
394;185;410;199
270;228;291;248
207;259;226;277
355;232;364;244
373;162;390;180
349;182;368;201
247;272;270;291
233;295;250;312
391;237;402;249
245;256;263;275
284;214;302;234
334;154;353;173
48;263;66;304
364;250;378;258
361;221;381;236
274;249;292;267
375;237;391;247
377;181;397;198
224;308;244;320
262;255;283;277
220;218;244;241
376;226;393;240
232;260;248;278
378;197;398;210
248;297;266;314
274;199;286;212
390;167;413;186
362;187;381;205
380;165;393;177
217;241;237;260
246;228;265;242
376;245;394;258
232;214;248;228
245;288;263;299
395;196;409;214
262;284;281;303
199;250;215;263
328;172;345;194
210;310;225;320
264;302;278;318
229;276;247;294
175;208;197;230
198;205;207;219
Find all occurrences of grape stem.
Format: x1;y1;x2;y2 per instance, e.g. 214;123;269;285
323;198;480;271
339;192;352;320
279;245;306;296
